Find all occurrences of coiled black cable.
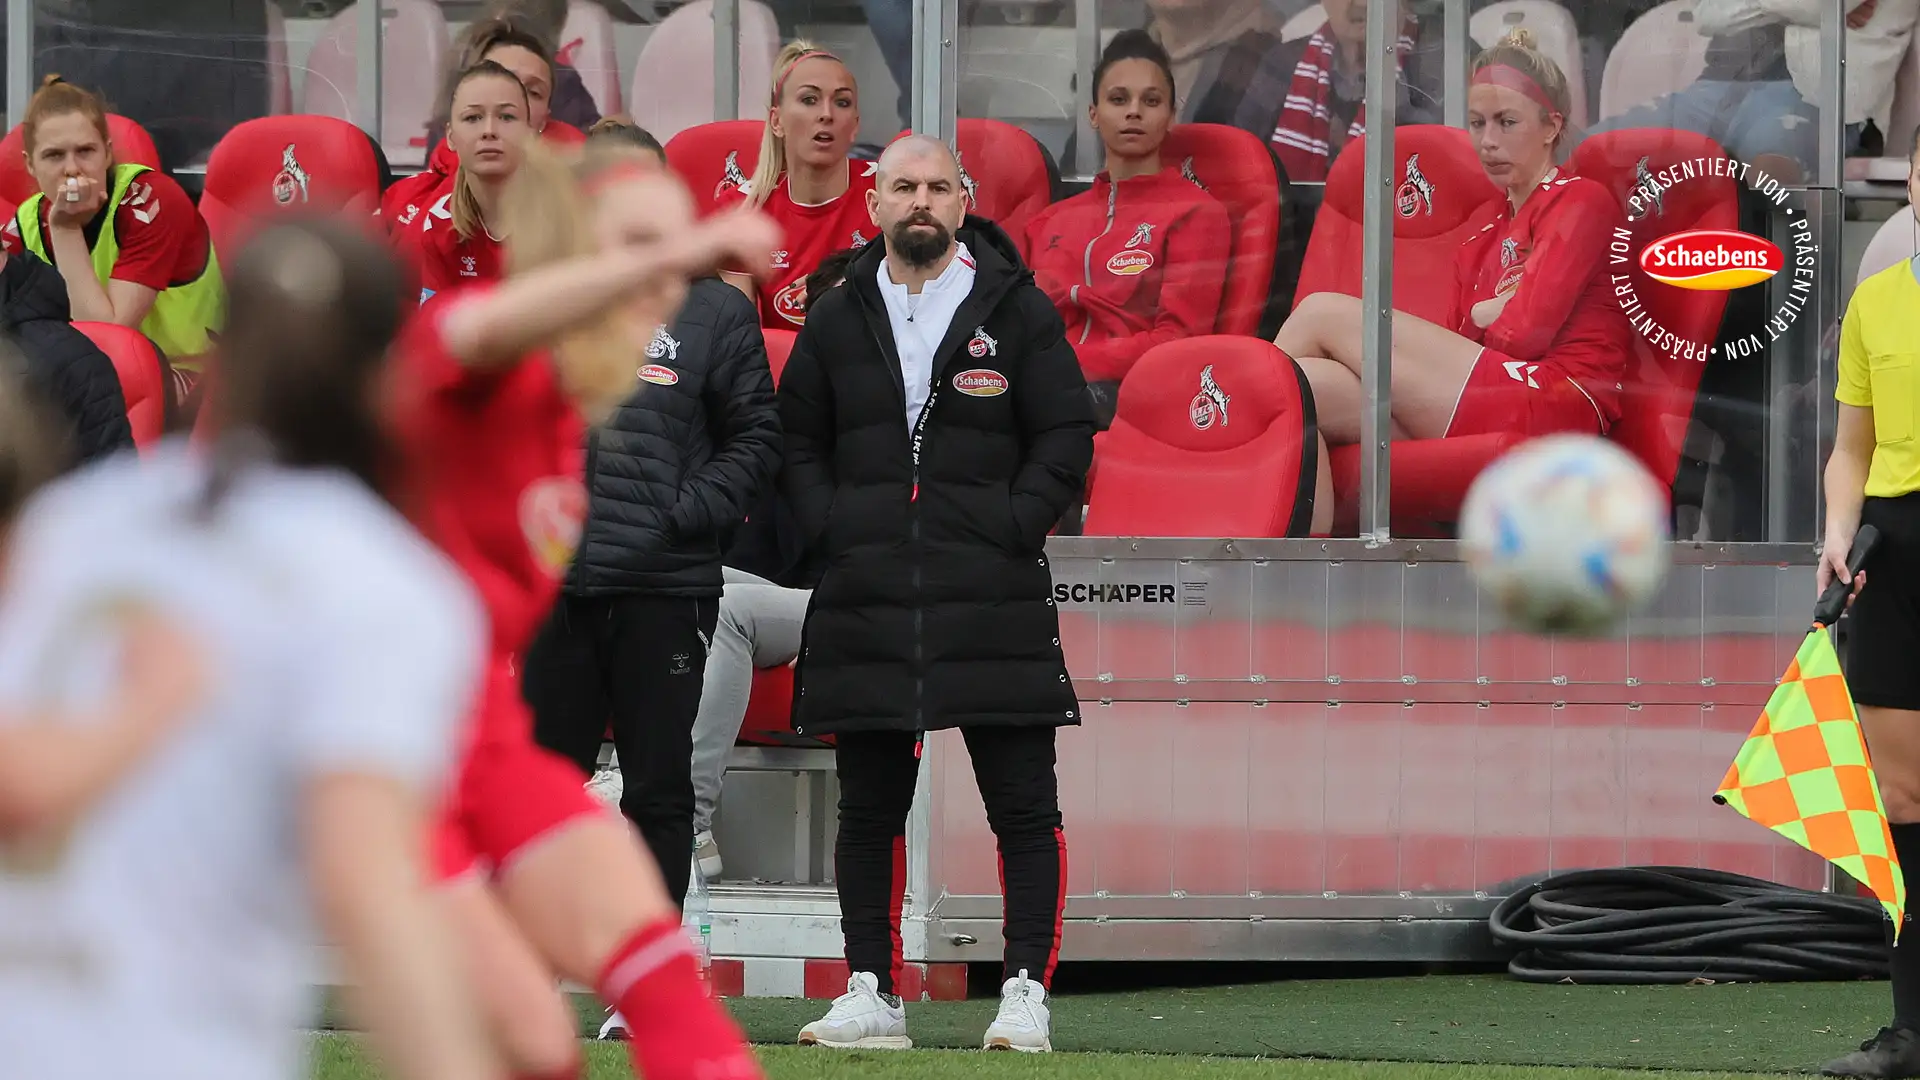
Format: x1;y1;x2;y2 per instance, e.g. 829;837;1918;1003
1487;866;1890;984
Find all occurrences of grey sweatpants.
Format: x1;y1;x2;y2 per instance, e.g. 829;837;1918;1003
690;567;812;834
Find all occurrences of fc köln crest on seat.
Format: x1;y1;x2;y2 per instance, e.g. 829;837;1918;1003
272;143;310;206
1190;364;1230;430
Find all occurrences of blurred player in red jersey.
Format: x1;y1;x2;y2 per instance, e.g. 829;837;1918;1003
394;138;780;1080
382;19;585;237
1270;27;1631;535
716;41;878;329
395;60;531;304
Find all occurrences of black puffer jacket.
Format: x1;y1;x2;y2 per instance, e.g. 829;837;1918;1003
0;254;134;465
566;277;781;597
779;216;1095;738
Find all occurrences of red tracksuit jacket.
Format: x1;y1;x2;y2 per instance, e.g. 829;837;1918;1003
1023;166;1232;383
1453;172;1633;429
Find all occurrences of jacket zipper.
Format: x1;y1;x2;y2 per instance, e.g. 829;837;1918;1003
907;362;942;759
1071;180;1119;347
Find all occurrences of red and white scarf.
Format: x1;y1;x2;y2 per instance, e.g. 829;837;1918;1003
1269;20;1414;183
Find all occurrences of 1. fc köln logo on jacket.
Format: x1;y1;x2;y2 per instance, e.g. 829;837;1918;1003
1106;223;1155;276
520;476;587;578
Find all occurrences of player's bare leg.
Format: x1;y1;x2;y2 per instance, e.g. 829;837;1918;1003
439;877;583;1079
499;816;763;1080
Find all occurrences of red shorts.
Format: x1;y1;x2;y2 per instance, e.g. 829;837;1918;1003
431;669;613;883
1445;347;1606;439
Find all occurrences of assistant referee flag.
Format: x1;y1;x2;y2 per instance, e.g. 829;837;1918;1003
1713;524;1905;937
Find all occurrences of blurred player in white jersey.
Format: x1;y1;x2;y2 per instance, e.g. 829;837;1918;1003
0;218;504;1080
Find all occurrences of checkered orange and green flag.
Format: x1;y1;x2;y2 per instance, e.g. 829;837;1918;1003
1713;523;1905;937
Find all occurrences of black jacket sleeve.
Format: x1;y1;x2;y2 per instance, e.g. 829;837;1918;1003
777;317;839;548
1008;288;1095;548
15;322;134;465
669;288;783;543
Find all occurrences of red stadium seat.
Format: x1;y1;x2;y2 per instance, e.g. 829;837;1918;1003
199;115;391;257
1160;124;1285;337
1083;336;1315;537
1568;127;1736;490
0;114;163;206
763;328;796;386
74;321;166;450
935;119;1059;254
1294;125;1499;327
663;120;766;217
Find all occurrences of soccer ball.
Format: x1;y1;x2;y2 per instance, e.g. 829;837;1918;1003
1458;433;1671;635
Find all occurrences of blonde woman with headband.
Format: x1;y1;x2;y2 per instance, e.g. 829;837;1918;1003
716;41;878;329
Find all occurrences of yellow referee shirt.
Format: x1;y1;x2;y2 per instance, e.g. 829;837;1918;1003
1838;260;1920;498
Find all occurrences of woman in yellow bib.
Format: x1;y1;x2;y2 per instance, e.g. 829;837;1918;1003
1820;130;1920;1080
1;77;223;404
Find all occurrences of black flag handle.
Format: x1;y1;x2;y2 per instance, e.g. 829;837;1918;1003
1814;524;1880;629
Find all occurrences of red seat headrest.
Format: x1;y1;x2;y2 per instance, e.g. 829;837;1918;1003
1294;125;1499;327
0;114;163;206
74;321;166;450
1159;124;1282;337
936;119;1058;253
200;115;390;258
1321;125;1497;240
1114;337;1298;451
664;120;767;217
1087;337;1315;537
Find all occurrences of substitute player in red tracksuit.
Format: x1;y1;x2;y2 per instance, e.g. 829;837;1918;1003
1271;26;1631;535
716;41;879;329
393;61;532;304
393;139;782;1080
1023;30;1229;416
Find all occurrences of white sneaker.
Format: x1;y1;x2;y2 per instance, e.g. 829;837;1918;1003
983;969;1051;1052
598;1008;629;1041
695;829;724;880
796;971;912;1049
585;765;623;809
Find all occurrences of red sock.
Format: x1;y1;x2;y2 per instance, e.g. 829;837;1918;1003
597;919;763;1080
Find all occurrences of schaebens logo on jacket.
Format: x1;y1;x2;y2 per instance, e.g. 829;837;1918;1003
637;327;681;386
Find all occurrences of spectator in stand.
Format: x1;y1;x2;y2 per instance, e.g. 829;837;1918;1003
522;117;782;921
1143;0;1298;122
681;246;859;889
781;135;1092;1053
0;249;134;464
716;42;879;330
1272;29;1631;535
1191;0;1445;181
1025;31;1229;426
383;20;584;236
1581;0;1907;177
396;62;531;305
478;0;605;132
2;76;223;407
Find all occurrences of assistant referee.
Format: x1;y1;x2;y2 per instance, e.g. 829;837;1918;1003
1820;129;1920;1080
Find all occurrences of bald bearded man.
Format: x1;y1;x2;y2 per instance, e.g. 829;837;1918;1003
777;135;1094;1054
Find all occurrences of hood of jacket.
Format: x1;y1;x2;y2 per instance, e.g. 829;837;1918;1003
0;253;75;331
848;213;1030;298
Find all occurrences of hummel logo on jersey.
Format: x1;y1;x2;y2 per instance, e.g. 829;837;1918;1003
1503;360;1540;388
